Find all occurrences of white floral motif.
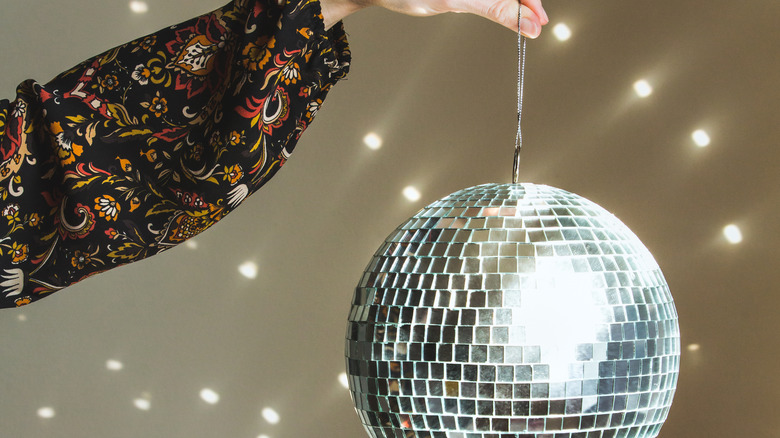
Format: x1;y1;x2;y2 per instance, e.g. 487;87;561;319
132;64;150;85
281;63;300;84
2;204;20;217
307;100;320;118
227;184;249;208
11;100;27;118
1;269;24;297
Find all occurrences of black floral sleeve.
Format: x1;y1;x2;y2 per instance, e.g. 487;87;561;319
0;0;350;308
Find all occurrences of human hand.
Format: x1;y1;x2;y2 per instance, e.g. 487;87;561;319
321;0;548;37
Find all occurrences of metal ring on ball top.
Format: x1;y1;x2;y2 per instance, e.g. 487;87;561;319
345;8;681;438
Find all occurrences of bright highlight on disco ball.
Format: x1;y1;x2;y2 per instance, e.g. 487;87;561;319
345;183;680;438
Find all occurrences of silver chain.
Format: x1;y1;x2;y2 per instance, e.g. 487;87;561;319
512;6;527;184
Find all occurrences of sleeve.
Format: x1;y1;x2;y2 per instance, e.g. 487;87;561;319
0;0;350;308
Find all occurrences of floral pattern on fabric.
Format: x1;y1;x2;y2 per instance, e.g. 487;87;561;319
0;0;350;307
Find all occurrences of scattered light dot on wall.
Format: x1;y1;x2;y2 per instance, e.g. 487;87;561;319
106;359;124;371
338;372;349;389
129;1;149;13
262;407;280;424
363;133;383;150
200;388;220;405
687;344;701;352
239;261;258;279
134;398;152;411
552;23;572;41
17;314;26;322
258;435;270;438
633;79;653;97
37;407;56;419
692;129;711;147
402;186;421;202
723;224;743;244
185;240;199;250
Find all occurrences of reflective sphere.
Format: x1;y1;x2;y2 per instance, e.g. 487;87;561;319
346;183;680;438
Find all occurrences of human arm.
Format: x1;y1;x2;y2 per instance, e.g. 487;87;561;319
0;0;349;307
319;0;548;36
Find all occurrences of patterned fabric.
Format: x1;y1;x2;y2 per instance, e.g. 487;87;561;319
0;0;350;308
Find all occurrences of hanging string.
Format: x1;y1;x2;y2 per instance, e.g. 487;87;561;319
512;6;527;184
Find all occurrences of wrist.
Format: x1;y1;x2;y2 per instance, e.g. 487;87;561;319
320;0;366;29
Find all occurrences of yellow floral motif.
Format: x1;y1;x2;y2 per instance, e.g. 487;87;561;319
228;130;245;146
49;121;84;165
118;158;133;172
100;74;119;91
129;197;142;212
71;250;91;270
224;164;244;185
139;35;157;51
242;36;275;71
15;297;32;307
94;195;121;221
10;242;28;264
27;213;41;227
187;143;203;161
141;149;158;162
150;96;168;117
141;92;169;117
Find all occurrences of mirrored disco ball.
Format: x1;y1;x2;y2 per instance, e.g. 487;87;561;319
345;183;680;438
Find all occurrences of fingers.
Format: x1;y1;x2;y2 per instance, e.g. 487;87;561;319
523;0;548;25
519;5;543;38
447;0;547;37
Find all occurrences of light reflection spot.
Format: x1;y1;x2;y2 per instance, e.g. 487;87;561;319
17;314;27;322
106;359;124;371
129;1;149;13
37;407;56;419
262;407;280;424
723;224;743;244
692;129;711;147
338;372;349;389
553;23;572;41
185;240;199;250
200;388;220;404
239;261;259;279
134;398;151;411
687;343;701;352
633;79;653;97
363;133;383;150
403;186;421;202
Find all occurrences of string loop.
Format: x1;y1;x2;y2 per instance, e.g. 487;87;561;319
512;7;527;184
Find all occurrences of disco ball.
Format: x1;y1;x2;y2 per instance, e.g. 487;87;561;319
345;183;680;438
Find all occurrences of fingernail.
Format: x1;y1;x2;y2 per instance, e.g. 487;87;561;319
520;18;539;37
